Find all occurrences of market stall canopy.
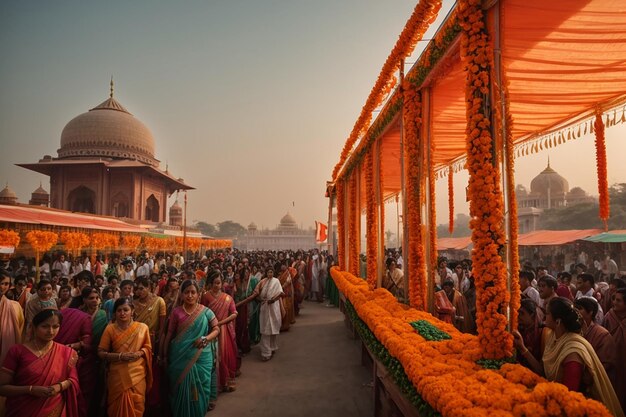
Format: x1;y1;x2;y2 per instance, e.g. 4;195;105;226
583;230;626;243
437;236;472;250
0;205;146;233
517;229;601;246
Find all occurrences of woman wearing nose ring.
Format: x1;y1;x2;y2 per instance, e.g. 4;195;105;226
0;308;80;417
98;297;152;417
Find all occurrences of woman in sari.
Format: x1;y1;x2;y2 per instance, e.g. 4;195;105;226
201;271;238;392
98;297;153;417
53;298;93;416
514;297;624;417
162;279;219;416
247;265;262;345
0;309;80;417
133;277;166;413
0;272;25;416
278;262;295;332
78;287;108;416
24;279;57;339
237;268;284;361
234;267;258;354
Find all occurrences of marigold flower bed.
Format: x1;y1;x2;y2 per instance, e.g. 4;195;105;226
331;267;612;417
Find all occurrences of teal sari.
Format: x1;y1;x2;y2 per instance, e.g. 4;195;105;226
168;305;216;417
248;275;261;344
91;309;108;348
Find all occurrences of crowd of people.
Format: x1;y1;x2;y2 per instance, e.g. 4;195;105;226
380;249;625;417
0;248;339;417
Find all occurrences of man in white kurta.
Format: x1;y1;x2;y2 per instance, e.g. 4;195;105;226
259;269;284;360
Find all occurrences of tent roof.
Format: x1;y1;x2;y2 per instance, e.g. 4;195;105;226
0;204;146;233
517;229;601;246
341;0;626;192
437;236;473;250
583;231;626;243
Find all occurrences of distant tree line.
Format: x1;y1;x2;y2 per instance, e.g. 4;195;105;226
194;220;246;237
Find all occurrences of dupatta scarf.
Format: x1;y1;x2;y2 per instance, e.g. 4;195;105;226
4;343;79;417
168;305;216;417
203;292;237;390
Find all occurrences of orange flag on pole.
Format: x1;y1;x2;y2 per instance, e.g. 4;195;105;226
315;221;328;243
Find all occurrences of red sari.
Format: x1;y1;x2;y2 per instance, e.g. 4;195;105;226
53;308;94;417
2;343;80;417
201;291;237;391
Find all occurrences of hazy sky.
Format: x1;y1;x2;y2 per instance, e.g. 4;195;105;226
1;1;625;232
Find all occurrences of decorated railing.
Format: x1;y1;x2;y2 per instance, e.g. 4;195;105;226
332;267;613;417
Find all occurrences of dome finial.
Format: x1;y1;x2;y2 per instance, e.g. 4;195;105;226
110;76;114;98
547;155;551;168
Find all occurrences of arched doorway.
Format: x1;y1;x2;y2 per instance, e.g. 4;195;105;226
111;192;129;218
67;186;96;214
145;194;160;222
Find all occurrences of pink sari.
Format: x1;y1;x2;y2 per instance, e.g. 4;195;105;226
2;343;80;417
201;292;237;391
54;308;94;416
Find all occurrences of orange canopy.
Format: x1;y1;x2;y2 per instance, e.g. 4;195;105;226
349;0;626;187
517;229;602;246
437;236;472;250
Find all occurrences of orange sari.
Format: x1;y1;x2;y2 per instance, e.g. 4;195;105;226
99;321;153;417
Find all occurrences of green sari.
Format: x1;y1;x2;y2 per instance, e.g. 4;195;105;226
248;275;261;344
91;309;108;348
168;305;216;417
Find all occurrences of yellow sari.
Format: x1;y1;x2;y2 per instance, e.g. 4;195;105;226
99;321;153;417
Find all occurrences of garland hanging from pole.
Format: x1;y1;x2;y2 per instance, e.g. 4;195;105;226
594;110;610;231
332;0;442;181
336;180;346;271
448;165;454;235
365;149;378;288
459;0;512;359
403;80;427;310
428;124;438;284
348;171;359;276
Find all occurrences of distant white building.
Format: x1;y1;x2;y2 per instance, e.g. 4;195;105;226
517;161;596;233
234;213;316;251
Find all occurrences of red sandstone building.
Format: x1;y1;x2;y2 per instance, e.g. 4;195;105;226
17;83;192;223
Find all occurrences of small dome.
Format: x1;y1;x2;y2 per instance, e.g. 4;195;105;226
568;187;586;197
280;212;297;226
248;222;257;231
169;200;182;214
32;184;49;195
530;162;569;196
58;93;158;166
0;184;17;199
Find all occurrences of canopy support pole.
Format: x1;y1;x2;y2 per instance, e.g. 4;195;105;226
493;0;514;329
399;59;409;302
422;87;434;313
375;138;385;288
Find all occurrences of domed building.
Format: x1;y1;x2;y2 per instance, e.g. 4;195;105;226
235;213;316;250
17;81;193;222
517;160;595;233
29;184;49;207
0;184;18;206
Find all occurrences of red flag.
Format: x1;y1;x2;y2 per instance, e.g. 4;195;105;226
315;221;328;243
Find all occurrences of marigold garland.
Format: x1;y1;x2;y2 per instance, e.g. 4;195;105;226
0;229;20;248
26;231;58;253
348;172;359;276
448;165;454;235
60;232;90;252
402;79;427;310
336;180;346;270
332;0;442;181
330;267;613;417
498;53;521;333
428;135;438;281
365;149;378;288
459;0;512;359
91;233;118;250
594;110;610;230
122;235;142;251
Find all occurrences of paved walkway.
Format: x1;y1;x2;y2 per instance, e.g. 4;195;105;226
211;300;374;417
